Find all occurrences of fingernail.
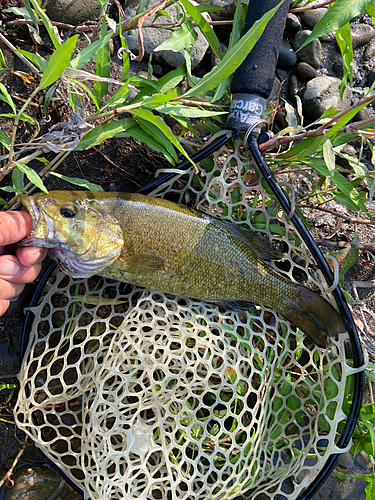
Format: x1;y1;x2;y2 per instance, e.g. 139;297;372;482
0;259;21;278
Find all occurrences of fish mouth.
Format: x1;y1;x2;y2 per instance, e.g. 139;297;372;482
19;195;55;247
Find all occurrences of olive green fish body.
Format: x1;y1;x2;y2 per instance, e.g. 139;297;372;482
20;191;346;347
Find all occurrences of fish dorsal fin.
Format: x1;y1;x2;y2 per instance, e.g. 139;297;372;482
119;252;165;271
236;227;284;261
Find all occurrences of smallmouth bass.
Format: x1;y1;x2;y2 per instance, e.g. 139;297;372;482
20;190;346;347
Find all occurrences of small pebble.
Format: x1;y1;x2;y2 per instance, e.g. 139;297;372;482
284;13;301;38
277;39;297;70
288;74;300;103
293;30;321;68
351;24;375;49
276;108;289;129
296;62;317;81
332;58;344;79
336;145;357;171
368;70;375;87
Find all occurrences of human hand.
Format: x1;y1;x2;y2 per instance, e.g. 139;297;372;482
0;211;47;317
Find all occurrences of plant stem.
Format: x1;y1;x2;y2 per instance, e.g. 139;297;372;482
289;0;334;13
298;202;374;225
0;32;41;76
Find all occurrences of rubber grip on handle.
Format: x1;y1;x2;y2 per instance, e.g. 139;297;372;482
232;0;289;99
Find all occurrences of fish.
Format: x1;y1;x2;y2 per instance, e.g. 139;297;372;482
19;190;347;347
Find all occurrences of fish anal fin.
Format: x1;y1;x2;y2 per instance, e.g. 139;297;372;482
119;251;165;271
236;227;284;261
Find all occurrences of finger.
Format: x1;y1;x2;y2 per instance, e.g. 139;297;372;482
0;255;43;284
0;299;10;317
0;211;32;246
0;279;25;300
17;246;48;267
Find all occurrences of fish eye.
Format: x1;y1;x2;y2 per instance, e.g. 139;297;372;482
60;206;77;218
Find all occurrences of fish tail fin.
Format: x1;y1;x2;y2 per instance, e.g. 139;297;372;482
285;286;347;348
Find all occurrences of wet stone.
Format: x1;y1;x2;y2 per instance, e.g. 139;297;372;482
302;76;352;121
296;62;317;82
277;39;297;70
353;107;370;122
351;23;375;49
369;70;375;87
332;58;344;79
284;13;301;38
45;0;100;24
293;30;321;68
288;74;300;103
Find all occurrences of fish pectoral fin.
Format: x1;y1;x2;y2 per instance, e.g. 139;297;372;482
221;300;254;312
119;253;165;271
236;228;284;261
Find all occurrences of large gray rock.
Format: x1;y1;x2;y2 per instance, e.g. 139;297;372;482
303;76;352;121
124;0;209;68
293;30;321;68
299;7;328;28
46;0;100;24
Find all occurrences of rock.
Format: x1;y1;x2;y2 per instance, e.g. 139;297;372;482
332;58;344;79
276;107;289;129
293;30;321;68
336;144;357;170
195;0;234;21
284;13;301;38
288;74;300;103
302;76;352;121
353;107;370;122
277;39;297;70
296;62;317;81
45;0;100;24
351;24;375;49
299;7;328;28
364;42;375;61
124;0;209;68
369;70;375;87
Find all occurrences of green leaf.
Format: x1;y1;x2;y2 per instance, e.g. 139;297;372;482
15;49;47;70
39;35;78;90
70;31;114;70
298;0;371;51
135;116;179;163
29;0;61;48
0;82;16;113
22;0;40;32
102;82;129;109
0;129;10;150
0;49;7;70
136;0;150;15
130;107;193;165
179;0;221;58
94;22;111;107
304;157;369;214
335;22;353;99
15;162;48;193
156;103;226;118
49;172;104;191
154;22;198;52
126;125;177;164
322;135;335;175
157;65;186;94
181;1;282;99
68;78;100;111
12;167;24;191
75;117;136;150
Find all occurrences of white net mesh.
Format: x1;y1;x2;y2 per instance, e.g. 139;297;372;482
15;137;363;500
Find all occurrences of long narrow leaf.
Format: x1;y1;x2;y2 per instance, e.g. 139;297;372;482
94;22;111;107
50;172;104;191
75;118;136;151
15;162;48;194
39;35;78;90
180;1;282;99
70;32;114;70
179;0;221;58
335;22;353;98
133;119;178;163
154;22;198;52
29;0;61;48
298;0;371;51
0;83;16;113
130;107;193;164
126;126;178;164
15;49;47;70
156;103;226;117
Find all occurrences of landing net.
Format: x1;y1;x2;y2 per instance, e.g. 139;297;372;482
15;137;363;500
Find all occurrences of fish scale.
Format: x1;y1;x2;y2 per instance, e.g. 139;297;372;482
20;191;347;347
